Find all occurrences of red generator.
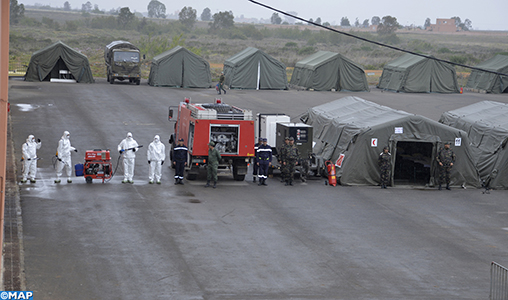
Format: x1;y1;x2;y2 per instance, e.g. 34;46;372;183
82;150;112;183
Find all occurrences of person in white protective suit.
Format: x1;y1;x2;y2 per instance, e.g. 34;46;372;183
147;135;166;184
21;135;42;183
118;132;139;183
55;131;77;183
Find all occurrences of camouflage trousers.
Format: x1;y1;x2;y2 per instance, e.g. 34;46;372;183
280;163;288;181
283;160;297;181
439;165;452;184
380;169;390;186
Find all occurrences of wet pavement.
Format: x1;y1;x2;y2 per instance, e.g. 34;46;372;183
5;78;508;299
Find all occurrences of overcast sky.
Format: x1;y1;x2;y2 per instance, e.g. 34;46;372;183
22;0;508;30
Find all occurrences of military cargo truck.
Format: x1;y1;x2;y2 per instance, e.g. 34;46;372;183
105;41;141;85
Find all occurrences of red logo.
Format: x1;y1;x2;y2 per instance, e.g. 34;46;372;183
335;154;345;168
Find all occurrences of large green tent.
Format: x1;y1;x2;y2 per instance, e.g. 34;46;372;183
439;101;508;189
223;47;287;90
465;55;508;94
300;96;480;187
148;46;212;88
377;53;459;93
25;41;94;83
290;51;369;92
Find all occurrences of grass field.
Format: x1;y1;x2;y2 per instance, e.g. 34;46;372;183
9;9;508;85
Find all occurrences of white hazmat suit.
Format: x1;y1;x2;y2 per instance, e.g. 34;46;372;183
55;131;76;183
21;135;41;182
147;135;166;183
118;132;139;183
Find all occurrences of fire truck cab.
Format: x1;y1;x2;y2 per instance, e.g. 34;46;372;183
169;99;255;181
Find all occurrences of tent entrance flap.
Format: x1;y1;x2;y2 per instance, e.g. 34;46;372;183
393;141;433;185
43;57;72;81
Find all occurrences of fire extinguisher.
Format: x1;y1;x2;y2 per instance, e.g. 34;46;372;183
325;160;337;186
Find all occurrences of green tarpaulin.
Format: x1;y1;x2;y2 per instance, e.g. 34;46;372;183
301;96;480;187
466;55;508;94
25;41;94;83
223;47;287;90
148;46;212;88
440;101;508;189
378;53;459;93
290;51;369;92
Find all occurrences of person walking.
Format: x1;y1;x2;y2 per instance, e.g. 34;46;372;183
437;142;456;190
147;135;165;184
218;72;226;95
285;137;299;186
55;131;77;183
205;141;221;188
253;137;262;182
378;146;391;189
256;138;272;186
172;138;188;185
118;132;139;184
21;134;41;183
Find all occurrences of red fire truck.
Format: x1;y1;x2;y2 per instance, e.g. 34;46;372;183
169;99;255;181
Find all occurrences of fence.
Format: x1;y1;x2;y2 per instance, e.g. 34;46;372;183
8;62;28;77
490;261;508;300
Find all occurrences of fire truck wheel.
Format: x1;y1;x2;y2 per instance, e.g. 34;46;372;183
136;79;140;85
85;176;93;184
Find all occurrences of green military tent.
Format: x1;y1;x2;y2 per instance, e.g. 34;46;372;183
148;46;212;88
300;96;480;187
290;51;369;92
465;55;508;94
377;53;459;93
439;101;508;189
25;41;94;83
223;47;287;90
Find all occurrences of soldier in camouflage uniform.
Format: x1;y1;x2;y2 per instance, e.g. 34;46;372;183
285;137;300;186
279;137;290;182
378;146;391;189
436;142;456;190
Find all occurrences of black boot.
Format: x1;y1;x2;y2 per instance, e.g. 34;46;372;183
253;177;256;182
289;180;293;186
446;183;450;190
262;179;267;186
213;181;217;189
179;179;184;185
438;184;442;190
205;180;210;187
285;180;289;186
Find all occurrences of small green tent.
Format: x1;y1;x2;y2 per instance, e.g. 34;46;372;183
25;41;94;83
300;96;480;187
223;47;287;90
378;53;459;93
440;101;508;189
290;51;369;92
148;46;212;88
466;55;508;94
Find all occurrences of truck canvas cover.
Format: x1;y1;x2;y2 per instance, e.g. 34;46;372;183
440;101;508;188
301;96;480;187
290;51;369;92
104;40;139;65
148;46;212;88
25;41;94;83
377;53;459;93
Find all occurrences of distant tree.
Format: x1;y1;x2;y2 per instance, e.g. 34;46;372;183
354;18;360;27
81;1;92;12
315;17;321;25
270;12;282;24
424;17;431;29
179;6;197;29
201;7;211;21
323;21;330;27
117;7;135;29
363;19;369;27
377;15;399;35
340;17;350;27
147;0;166;19
63;1;71;11
371;16;380;26
10;0;25;24
463;18;472;31
209;11;235;31
451;16;461;27
308;18;313;25
92;4;103;14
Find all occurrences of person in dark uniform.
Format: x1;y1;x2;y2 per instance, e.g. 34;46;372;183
256;138;272;186
218;72;226;95
436;142;456;190
205;141;221;188
172;138;188;185
378;146;391;189
253;137;263;182
279;137;290;182
285;137;299;186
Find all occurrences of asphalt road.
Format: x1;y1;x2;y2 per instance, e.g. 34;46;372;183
7;79;508;299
